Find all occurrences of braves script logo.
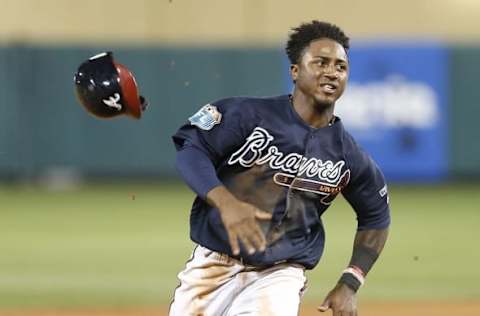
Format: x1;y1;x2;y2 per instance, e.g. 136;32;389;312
228;127;350;203
103;93;122;111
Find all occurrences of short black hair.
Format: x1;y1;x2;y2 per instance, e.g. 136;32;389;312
286;20;350;64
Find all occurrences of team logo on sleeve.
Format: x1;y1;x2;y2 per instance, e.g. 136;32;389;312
379;185;388;197
379;184;389;204
188;104;222;130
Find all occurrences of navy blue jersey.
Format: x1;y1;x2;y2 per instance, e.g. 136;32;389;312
172;94;390;269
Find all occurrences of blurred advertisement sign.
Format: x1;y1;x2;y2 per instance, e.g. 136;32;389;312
335;44;449;182
337;75;438;129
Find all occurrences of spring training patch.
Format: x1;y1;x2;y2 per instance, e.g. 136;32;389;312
189;104;222;130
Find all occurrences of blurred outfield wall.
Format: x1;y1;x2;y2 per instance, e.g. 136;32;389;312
0;46;284;179
3;0;480;44
1;0;480;181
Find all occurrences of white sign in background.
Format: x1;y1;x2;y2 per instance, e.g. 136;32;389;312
336;75;439;130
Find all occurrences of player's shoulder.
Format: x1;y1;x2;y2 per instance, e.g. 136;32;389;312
338;125;371;164
339;128;358;151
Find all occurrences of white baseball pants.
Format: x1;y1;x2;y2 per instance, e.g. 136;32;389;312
169;245;307;316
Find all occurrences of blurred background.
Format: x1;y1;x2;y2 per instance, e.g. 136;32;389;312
0;0;479;315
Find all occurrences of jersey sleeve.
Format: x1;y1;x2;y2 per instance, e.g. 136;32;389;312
175;145;222;199
172;98;254;165
342;146;391;231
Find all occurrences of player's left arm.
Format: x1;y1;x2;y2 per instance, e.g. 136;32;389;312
319;147;391;315
318;228;389;315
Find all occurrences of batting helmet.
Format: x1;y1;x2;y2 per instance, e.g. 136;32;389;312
74;52;147;119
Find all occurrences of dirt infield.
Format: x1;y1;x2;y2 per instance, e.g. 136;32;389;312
302;301;480;315
1;301;480;316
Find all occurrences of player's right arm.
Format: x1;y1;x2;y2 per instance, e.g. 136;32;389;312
175;145;271;255
173;99;271;255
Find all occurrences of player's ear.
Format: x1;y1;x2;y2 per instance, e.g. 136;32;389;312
290;64;299;83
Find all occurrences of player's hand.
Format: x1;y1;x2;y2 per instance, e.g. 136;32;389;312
206;186;272;256
219;198;272;256
318;283;357;316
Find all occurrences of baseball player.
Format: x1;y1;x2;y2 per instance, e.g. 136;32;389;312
170;20;390;316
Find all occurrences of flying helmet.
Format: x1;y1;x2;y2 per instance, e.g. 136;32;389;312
74;52;147;119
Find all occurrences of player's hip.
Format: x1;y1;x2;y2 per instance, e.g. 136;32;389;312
169;244;307;316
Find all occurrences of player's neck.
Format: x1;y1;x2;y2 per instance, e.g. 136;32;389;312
290;92;335;129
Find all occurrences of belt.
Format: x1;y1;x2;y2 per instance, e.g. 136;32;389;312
208;249;304;271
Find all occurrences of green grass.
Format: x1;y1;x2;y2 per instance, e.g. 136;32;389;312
308;184;480;302
0;182;479;308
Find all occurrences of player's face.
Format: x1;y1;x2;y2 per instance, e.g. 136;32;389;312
291;38;349;106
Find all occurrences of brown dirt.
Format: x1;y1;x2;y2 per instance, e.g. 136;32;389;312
301;301;480;315
1;301;479;316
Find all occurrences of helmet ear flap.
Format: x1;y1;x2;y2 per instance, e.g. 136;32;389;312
114;62;143;119
73;52;147;119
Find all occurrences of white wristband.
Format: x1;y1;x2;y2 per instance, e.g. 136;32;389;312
343;267;365;286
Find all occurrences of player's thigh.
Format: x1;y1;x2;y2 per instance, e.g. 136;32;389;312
226;264;307;316
169;246;243;316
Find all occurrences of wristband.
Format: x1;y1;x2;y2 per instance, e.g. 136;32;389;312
343;266;365;285
338;266;365;293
